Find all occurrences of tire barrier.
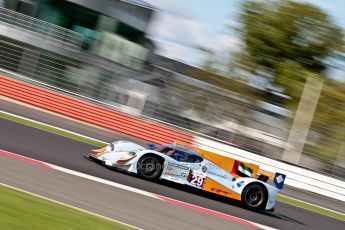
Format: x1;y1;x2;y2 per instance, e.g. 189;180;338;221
0;76;194;145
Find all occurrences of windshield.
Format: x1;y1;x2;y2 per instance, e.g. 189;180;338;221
154;145;203;163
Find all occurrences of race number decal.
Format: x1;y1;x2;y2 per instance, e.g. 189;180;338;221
188;173;205;188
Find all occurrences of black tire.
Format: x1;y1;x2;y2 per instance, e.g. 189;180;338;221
137;155;163;180
241;183;268;210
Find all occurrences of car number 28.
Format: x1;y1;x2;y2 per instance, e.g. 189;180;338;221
190;174;204;188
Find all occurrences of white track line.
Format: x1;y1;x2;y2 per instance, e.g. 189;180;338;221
51;164;277;229
0;149;276;230
50;164;161;200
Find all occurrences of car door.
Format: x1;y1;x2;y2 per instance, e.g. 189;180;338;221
161;149;199;184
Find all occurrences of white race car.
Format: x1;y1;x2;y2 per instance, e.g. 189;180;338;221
87;140;284;211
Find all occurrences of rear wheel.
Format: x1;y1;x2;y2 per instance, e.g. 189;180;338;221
137;155;163;180
241;183;267;210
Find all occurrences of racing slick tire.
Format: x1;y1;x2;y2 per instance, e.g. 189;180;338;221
241;183;268;210
137;154;163;180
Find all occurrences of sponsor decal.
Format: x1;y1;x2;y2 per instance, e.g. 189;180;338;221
189;164;201;171
165;164;188;178
237;181;245;188
165;165;176;175
164;164;189;177
207;170;227;179
211;188;229;195
180;171;187;177
276;175;284;183
167;162;189;170
238;163;253;177
202;166;207;173
273;172;286;189
231;161;253;177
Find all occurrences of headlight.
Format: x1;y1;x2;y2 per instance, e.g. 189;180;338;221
91;151;106;157
90;147;108;157
117;152;137;162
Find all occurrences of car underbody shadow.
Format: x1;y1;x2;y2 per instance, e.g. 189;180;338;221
261;211;307;225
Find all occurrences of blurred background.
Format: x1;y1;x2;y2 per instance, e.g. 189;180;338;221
0;0;344;178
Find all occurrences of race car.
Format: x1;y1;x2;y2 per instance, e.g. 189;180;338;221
87;140;285;211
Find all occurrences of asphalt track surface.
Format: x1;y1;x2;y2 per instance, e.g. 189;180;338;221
0;154;259;230
0;99;344;229
1;97;344;213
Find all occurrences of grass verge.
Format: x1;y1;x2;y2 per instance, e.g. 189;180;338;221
277;195;345;221
1;110;344;221
0;111;105;147
0;185;136;230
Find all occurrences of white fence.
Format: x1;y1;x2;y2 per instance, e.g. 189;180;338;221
195;136;345;202
0;7;83;50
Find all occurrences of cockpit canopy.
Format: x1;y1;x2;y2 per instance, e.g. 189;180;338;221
152;144;203;163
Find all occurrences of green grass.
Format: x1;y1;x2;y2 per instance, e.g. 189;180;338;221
277;195;345;221
1;110;345;221
0;185;136;230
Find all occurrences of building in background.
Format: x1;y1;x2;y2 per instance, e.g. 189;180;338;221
3;0;156;68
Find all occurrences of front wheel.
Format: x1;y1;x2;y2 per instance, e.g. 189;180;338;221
137;155;162;180
241;183;267;210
